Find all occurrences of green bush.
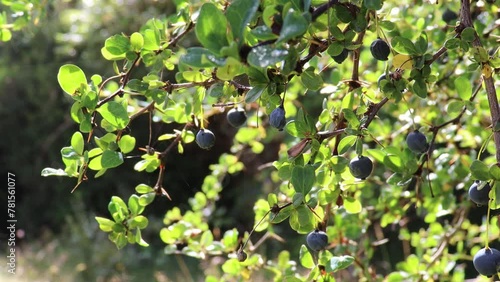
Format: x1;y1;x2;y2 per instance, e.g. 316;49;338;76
41;0;500;280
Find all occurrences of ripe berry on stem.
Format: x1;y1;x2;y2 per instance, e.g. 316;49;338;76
306;230;328;252
196;129;215;150
349;156;373;180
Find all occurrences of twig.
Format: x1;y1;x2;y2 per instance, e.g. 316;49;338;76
460;0;500;162
169;21;194;48
311;0;339;21
96;54;141;108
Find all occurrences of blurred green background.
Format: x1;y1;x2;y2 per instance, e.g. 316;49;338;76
0;0;496;281
0;1;298;281
0;1;226;281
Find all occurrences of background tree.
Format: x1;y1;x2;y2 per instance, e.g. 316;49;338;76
2;0;500;281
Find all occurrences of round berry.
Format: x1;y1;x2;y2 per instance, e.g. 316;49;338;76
237;250;247;262
377;74;389;89
349;156;373;179
473;247;500;277
406;130;428;154
227;107;247;128
442;9;458;23
195;129;215;150
469;181;492;206
306;230;328;252
269;106;286;131
332;48;349;64
370;39;391;61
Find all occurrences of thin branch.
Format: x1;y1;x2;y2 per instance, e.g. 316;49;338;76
96;54;141;108
169;21;194;48
362;97;389;129
350;28;366;90
424;34;460;66
460;0;500;162
311;0;339;21
129;101;155;121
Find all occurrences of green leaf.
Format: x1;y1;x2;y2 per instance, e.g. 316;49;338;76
71;132;84;155
118;135;136;154
112;232;128;249
338;135;357;155
130;215;149;229
102;34;130;60
299;245;315;269
342;109;360;128
82;90;98;110
0;29;12;42
247;45;289;68
225;0;259;45
61;147;81;160
277;8;309;44
326;255;355;272
415;33;428;55
180;47;226;68
88;155;103;170
222;258;242;275
135;228;149;247
291;165;316;195
97;101;130;129
41;168;68;177
245;84;267;103
128;194;142;215
444;38;461;50
101;150;124;169
139;193;155;206
391;36;417;55
301;67;323;91
330;156;348;173
454;75;472;100
58;64;87;95
285;120;302;138
412;78;427;98
470;160;491;181
216;57;245;80
195;3;229;54
383;154;404;173
108;197;128;222
343;197;362;214
327;41;344;57
142;29;160;50
130;32;144;52
127;79;148;92
364;0;383;10
461;27;476;42
135;184;154;194
247;67;269;84
222;229;239;251
289;204;315;233
447;100;465;117
95;217;115;232
335;5;354;23
491;182;500;210
293;193;304;207
489;165;500;181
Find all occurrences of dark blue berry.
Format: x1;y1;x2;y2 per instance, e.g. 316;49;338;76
406;130;428;154
196;129;215;149
469;181;492;206
227;107;247;128
269;106;286;131
370;39;390;61
349;156;373;179
306;230;328;252
473;247;500;277
333;48;349;64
